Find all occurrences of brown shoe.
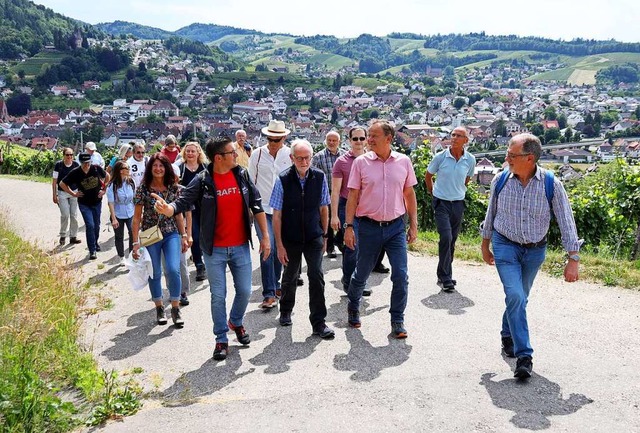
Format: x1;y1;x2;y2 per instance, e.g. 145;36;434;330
259;297;276;309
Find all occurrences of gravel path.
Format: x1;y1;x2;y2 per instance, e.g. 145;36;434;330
1;177;638;432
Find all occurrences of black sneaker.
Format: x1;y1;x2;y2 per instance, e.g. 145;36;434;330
297;277;304;286
362;287;372;296
69;237;82;244
195;267;207;282
228;320;250;345
501;336;515;358
391;322;408;339
348;309;361;328
279;311;292;326
373;263;389;273
327;250;337;259
213;342;228;360
514;356;533;378
313;323;335;339
179;292;190;306
171;307;184;328
156;306;167;325
89;252;97;260
59;237;66;245
95;244;101;252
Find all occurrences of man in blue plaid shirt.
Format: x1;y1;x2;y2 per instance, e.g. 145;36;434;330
312;131;344;258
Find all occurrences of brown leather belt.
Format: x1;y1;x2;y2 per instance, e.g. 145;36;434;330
359;216;402;227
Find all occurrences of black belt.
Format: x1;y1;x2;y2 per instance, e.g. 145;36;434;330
359;216;402;227
498;231;547;248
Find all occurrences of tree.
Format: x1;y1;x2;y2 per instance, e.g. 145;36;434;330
138;61;147;74
530;123;544;138
6;93;31;116
330;108;338;124
494;119;507;137
564;127;574;142
453;97;465;110
544;127;561;143
557;113;567;129
543;106;557;120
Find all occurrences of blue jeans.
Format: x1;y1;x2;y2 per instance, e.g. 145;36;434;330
202;243;252;343
433;198;465;284
279;236;327;327
78;202;102;254
492;231;546;358
339;197;358;291
348;217;409;323
254;213;282;298
146;232;182;302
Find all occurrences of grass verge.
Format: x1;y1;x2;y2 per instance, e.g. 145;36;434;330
0;214;141;431
411;231;640;290
0;174;50;183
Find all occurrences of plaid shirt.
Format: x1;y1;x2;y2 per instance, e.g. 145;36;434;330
482;167;581;251
312;147;344;189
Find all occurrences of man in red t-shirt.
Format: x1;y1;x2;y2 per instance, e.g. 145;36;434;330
153;136;270;361
160;134;181;163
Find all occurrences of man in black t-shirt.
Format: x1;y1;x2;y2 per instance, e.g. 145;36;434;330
52;147;81;245
60;153;110;260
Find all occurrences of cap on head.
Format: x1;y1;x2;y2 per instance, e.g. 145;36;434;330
261;120;291;137
79;152;91;163
85;142;97;151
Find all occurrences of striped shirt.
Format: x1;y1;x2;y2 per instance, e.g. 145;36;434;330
482;167;581;252
312;147;344;190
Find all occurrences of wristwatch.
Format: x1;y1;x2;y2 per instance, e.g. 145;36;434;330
568;254;580;262
343;223;354;229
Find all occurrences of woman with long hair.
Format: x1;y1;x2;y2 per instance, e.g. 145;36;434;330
132;153;188;327
52;147;81;245
177;141;208;282
107;160;135;264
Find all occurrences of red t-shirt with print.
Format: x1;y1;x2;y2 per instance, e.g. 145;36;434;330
213;171;248;247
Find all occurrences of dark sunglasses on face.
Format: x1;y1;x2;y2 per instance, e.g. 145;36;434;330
351;137;366;141
135;151;144;154
64;153;73;156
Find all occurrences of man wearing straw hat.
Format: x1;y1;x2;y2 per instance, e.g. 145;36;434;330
248;120;292;309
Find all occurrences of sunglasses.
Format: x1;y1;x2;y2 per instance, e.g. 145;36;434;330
267;137;283;142
351;137;366;141
135;151;144;154
64;153;73;156
217;150;237;156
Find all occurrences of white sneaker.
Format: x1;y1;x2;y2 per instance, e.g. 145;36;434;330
120;257;126;266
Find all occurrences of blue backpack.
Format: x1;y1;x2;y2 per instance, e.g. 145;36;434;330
495;168;555;218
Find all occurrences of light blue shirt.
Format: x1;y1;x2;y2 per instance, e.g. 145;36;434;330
107;182;135;219
427;148;476;201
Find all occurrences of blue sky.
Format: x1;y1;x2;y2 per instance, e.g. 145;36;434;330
32;0;640;42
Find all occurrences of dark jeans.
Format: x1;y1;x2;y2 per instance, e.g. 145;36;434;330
326;204;336;253
114;217;133;258
433;197;465;284
78;202;102;254
338;197;357;289
191;207;204;269
279;236;327;327
348;217;408;323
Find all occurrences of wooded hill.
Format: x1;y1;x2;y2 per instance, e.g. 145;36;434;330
0;0;103;59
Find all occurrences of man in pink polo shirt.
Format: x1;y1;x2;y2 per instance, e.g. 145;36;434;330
343;120;418;339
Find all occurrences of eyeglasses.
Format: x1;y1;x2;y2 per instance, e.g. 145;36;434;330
135;151;145;155
293;156;311;162
121;167;130;170
64;153;73;156
267;137;283;142
451;133;466;138
217;150;237;156
506;152;532;159
351;137;366;141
